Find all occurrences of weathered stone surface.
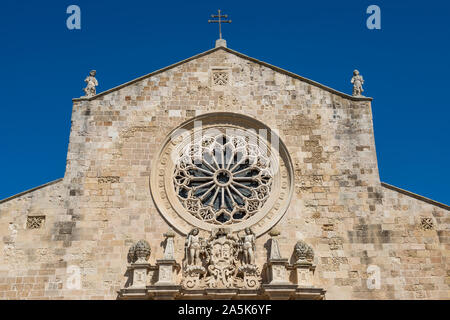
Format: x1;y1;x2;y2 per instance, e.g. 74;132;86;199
0;46;448;300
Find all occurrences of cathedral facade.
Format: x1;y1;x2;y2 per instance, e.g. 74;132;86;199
0;42;448;300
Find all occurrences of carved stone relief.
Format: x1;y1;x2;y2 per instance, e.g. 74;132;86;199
212;71;229;86
119;232;325;299
182;227;261;290
26;216;45;229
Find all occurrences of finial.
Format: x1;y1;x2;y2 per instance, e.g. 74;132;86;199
269;228;281;238
162;230;175;260
268;229;282;260
164;229;175;238
208;9;231;47
133;240;151;264
294;240;314;264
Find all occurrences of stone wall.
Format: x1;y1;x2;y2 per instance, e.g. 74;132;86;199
0;47;448;299
0;179;67;299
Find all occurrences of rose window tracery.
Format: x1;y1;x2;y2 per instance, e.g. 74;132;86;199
173;134;273;225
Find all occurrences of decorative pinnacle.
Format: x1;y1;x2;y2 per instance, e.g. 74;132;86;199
269;228;281;237
164;230;176;238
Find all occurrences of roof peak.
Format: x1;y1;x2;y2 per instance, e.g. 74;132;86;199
215;39;227;48
73;46;372;102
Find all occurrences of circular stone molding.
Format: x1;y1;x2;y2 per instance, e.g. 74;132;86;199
150;113;294;236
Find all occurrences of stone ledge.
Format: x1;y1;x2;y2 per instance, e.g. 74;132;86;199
118;286;326;300
294;287;327;300
0;178;63;204
381;182;450;211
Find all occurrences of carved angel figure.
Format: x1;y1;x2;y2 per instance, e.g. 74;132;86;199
240;227;256;265
83;70;98;97
185;228;202;266
351;70;364;97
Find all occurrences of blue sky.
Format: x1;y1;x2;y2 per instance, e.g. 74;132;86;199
0;0;449;204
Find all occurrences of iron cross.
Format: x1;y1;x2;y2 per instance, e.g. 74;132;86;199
208;9;231;40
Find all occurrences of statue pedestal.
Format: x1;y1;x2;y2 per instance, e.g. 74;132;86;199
293;261;315;287
118;263;154;299
129;263;151;289
285;261;326;300
148;259;181;300
262;258;297;299
215;39;227;48
154;259;180;286
266;258;290;284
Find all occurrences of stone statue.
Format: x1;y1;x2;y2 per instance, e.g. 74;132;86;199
185;228;202;266
83;70;98;97
240;227;256;265
294;240;314;264
351;70;364;97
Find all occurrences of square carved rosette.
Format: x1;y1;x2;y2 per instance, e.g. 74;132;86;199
26;215;45;229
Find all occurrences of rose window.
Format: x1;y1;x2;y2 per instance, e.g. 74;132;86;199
173;134;273;225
